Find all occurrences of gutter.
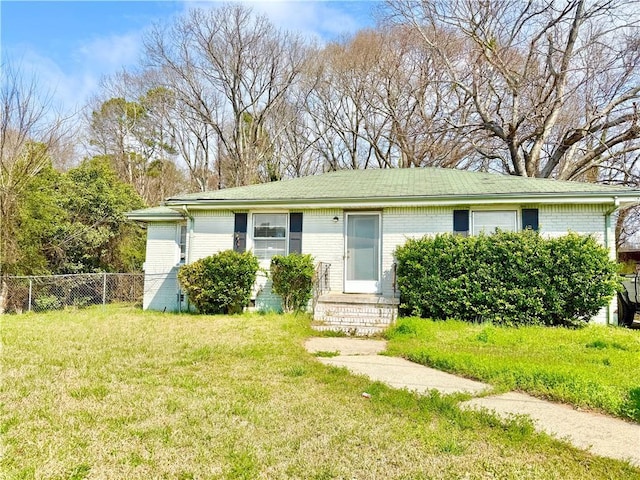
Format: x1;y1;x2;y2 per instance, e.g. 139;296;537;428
163;194;640;211
604;196;621;216
126;214;184;222
177;204;195;313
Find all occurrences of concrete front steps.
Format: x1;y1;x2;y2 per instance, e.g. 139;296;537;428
312;293;400;336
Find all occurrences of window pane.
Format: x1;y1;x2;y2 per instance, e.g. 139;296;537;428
254;239;286;261
254;214;287;238
347;215;379;281
179;224;187;262
253;214;288;261
472;211;517;235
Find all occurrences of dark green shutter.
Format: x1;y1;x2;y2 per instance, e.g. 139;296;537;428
289;213;303;254
453;210;469;236
522;208;539;231
233;213;247;252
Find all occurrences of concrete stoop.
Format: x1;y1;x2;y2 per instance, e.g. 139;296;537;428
312;293;400;336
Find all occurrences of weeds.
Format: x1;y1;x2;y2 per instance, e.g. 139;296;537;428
386;317;640;422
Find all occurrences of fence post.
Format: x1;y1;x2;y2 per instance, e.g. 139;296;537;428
102;273;107;305
28;278;33;312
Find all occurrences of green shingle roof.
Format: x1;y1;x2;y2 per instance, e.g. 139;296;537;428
164;168;640;204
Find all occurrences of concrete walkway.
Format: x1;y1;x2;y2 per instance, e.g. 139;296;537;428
304;337;640;467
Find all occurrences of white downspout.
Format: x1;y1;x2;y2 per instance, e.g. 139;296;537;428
180;205;194;312
182;205;194;264
604;197;620;326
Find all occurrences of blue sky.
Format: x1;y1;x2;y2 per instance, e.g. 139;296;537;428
1;1;379;116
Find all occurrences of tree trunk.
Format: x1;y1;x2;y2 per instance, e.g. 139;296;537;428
0;276;9;314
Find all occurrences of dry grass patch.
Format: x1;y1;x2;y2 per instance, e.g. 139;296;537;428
1;305;638;479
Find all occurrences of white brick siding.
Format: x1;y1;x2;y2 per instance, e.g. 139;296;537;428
381;207;451;297
142;203;617;324
538;204;607;243
302;207;453;298
189;211;235;261
300;209;344;295
143;223;181;311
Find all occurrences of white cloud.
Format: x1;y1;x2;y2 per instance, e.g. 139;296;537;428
7;29;146;120
180;0;375;42
75;32;142;71
5;47;88;116
247;1;365;40
3;1;376;121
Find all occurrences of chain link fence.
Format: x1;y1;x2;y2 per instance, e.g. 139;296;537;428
2;273;144;314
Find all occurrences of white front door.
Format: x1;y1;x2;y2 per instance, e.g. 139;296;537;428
344;213;381;294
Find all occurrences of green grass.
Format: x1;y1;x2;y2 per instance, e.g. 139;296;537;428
1;306;639;479
385;317;640;422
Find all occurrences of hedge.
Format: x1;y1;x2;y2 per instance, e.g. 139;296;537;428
178;250;259;314
270;253;315;313
394;231;619;327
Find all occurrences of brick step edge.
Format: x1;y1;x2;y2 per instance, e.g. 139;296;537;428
311;324;385;336
320;317;393;327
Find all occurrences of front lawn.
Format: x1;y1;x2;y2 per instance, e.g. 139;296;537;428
385;317;640;422
1;306;638;479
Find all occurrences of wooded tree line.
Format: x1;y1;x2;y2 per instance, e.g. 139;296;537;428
3;0;640;281
87;0;640;200
1;65;145;282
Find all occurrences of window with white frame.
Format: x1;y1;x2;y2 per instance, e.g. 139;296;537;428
253;213;287;261
472;211;517;235
178;223;187;264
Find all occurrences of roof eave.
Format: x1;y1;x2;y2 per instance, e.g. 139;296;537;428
126;213;186;222
164;192;640;210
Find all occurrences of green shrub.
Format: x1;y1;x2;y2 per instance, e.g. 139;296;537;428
178;250;259;314
71;296;92;308
395;231;619;327
34;295;62;312
270;253;314;313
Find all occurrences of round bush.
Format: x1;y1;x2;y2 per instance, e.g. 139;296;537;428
270;253;314;313
178;250;259;314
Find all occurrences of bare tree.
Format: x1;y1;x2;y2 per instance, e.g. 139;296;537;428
266;92;324;179
365;26;474;168
143;4;309;188
596;148;640;247
305;38;381;170
387;0;640;178
303;27;474;171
